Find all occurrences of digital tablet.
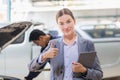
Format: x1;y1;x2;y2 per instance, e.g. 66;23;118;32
78;51;96;68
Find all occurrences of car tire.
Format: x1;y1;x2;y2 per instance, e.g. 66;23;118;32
0;75;21;80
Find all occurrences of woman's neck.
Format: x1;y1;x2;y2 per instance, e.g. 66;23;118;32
63;32;76;45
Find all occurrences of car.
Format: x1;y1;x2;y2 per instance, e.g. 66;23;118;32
0;21;52;80
75;23;120;79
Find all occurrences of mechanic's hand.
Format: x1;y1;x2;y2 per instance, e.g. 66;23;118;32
72;62;87;73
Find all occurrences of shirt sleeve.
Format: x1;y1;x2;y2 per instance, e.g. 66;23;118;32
37;54;44;64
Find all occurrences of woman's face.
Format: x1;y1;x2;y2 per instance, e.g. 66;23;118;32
57;14;75;37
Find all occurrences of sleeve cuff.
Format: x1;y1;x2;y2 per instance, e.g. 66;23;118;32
37;55;43;64
81;68;88;77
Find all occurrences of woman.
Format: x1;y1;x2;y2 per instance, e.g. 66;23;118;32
31;8;103;80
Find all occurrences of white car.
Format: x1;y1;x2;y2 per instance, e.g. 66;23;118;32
76;23;120;79
0;22;51;80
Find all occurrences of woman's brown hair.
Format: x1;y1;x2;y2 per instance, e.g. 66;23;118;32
56;8;75;23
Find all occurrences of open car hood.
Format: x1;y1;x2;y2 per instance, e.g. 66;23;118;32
0;21;32;52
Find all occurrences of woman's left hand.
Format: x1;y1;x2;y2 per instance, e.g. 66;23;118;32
72;62;87;73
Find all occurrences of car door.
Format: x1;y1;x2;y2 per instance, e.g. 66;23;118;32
77;24;120;78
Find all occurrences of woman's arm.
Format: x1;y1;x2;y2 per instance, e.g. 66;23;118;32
29;40;58;72
85;40;103;80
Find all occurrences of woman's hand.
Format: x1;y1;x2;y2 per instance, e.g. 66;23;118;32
41;42;58;61
72;62;87;74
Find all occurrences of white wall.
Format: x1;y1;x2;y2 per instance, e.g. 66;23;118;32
26;9;120;28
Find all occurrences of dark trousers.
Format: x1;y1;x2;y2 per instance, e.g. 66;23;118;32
25;62;47;80
25;71;41;80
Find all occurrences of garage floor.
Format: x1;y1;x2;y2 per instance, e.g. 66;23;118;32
103;76;120;80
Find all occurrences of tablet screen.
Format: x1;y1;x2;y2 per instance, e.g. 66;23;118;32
78;51;96;68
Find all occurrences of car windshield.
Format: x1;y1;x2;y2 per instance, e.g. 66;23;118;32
80;24;120;38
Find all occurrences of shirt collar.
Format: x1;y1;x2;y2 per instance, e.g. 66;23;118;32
63;36;78;46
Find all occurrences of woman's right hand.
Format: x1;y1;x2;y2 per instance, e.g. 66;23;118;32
41;42;58;61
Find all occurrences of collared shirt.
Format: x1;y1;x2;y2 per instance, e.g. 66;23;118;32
63;37;78;80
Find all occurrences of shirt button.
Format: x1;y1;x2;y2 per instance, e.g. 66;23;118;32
66;65;68;68
66;76;67;78
66;56;68;58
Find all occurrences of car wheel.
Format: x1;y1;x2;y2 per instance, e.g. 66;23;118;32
0;75;21;80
